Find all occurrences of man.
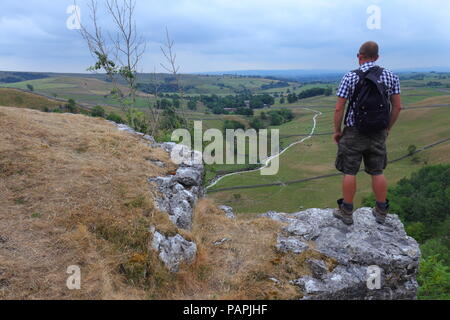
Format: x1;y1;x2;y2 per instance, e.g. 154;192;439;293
333;41;402;225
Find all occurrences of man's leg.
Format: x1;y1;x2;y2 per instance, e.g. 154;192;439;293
371;174;387;202
343;174;357;204
333;174;356;225
371;174;390;224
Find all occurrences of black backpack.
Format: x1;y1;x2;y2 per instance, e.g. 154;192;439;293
346;66;391;134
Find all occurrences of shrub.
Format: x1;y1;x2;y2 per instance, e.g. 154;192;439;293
126;108;149;133
91;106;106;118
106;112;125;124
407;144;417;155
417;255;450;300
249;117;265;130
66;99;78;113
187;100;197;111
405;222;427;243
223;120;245;131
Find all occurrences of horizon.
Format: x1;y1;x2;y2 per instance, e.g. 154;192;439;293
1;0;450;73
2;66;450;77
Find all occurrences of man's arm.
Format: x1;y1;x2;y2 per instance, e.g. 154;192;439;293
334;97;347;144
388;94;402;134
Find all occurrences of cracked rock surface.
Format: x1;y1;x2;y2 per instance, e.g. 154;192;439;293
114;124;203;272
262;208;421;300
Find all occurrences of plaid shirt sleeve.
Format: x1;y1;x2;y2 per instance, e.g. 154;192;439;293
380;69;401;95
336;73;352;99
392;74;401;95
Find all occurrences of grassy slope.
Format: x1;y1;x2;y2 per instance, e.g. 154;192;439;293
1;76;151;107
0;88;63;111
208;103;450;214
0;106;179;299
0;106;316;300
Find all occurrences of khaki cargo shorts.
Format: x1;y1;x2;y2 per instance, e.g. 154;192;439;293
335;127;388;176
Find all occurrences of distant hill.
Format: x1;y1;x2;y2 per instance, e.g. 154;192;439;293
196;69;345;82
196;67;450;81
0;88;63;111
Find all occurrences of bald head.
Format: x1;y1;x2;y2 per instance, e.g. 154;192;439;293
359;41;379;60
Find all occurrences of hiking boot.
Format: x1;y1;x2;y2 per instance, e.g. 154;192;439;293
333;199;354;225
372;200;390;224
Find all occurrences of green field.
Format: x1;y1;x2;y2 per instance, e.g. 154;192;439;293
207;102;450;214
204;72;450;214
1;70;449;216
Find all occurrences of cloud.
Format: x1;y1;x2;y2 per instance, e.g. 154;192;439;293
0;0;449;72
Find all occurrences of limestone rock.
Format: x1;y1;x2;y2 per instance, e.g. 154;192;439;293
264;208;421;300
150;228;197;273
218;205;236;219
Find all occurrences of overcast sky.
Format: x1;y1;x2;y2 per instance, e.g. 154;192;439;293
1;0;449;73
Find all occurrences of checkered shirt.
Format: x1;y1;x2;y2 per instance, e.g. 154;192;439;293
336;61;401;127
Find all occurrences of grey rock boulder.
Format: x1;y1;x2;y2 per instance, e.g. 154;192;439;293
150;228;197;273
276;235;309;254
218;205;236;219
264;208;421;300
174;167;203;187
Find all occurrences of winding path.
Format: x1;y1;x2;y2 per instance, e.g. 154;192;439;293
206;108;323;190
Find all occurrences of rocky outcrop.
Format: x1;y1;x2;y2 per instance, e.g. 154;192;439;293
150;227;197;273
114;124;203;272
149;142;204;230
262;208;420;300
114;123;421;296
147;142;204;271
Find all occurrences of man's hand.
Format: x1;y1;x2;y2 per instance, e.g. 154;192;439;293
334;131;343;144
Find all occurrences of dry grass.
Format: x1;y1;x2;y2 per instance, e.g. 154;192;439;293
0;107;178;299
0;88;62;111
181;199;336;300
0;106;316;300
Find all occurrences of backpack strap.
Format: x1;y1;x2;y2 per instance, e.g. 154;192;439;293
344;68;370;125
367;67;388;94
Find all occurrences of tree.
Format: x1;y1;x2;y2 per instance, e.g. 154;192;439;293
161;106;184;130
26;84;34;91
187;100;197;111
79;0;145;109
270;113;283;126
287;93;297;104
66;99;77;113
223;120;245;131
417;255;450;300
249;96;264;109
160;98;172;109
172;98;181;109
160;27;187;126
249;117;265;130
362;165;450;300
